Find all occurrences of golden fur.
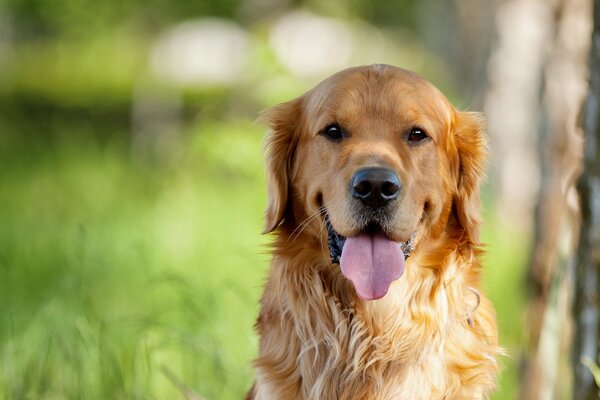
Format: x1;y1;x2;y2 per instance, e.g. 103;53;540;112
247;65;501;400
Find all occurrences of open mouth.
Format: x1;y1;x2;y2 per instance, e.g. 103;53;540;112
326;219;416;265
325;216;416;300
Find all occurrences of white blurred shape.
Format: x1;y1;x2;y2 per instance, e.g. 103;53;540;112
270;11;353;77
151;19;249;86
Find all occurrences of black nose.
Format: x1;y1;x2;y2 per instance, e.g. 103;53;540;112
350;167;401;208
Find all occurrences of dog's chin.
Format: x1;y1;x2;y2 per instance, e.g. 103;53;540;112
325;217;417;265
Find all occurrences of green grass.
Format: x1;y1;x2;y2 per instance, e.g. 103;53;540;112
0;120;526;399
0;121;268;399
483;216;528;400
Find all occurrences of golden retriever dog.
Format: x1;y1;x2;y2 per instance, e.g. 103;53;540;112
247;64;500;400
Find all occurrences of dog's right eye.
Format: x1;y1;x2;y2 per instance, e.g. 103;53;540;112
321;123;345;141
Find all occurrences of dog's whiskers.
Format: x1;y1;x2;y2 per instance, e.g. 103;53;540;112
289;207;326;243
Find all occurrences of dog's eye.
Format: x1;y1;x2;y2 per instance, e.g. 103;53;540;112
321;123;344;141
407;127;428;143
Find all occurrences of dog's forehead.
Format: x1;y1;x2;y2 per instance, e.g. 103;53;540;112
302;66;453;135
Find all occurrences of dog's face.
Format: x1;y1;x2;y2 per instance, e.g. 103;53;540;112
262;65;486;300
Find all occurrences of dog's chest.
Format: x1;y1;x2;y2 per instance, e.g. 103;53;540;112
381;348;451;400
301;284;455;399
296;340;453;400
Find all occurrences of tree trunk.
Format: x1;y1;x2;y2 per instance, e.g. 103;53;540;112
484;0;553;234
522;0;592;398
573;1;600;398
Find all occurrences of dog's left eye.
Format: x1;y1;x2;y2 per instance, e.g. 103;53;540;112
407;127;429;143
321;123;345;141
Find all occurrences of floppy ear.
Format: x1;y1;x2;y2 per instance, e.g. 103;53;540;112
453;111;488;243
260;97;303;233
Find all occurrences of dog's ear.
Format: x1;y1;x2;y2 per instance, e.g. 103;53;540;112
452;111;487;243
260;97;303;234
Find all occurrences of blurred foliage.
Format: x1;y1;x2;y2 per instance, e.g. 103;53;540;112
2;0;242;39
581;357;600;391
0;122;267;399
1;0;421;40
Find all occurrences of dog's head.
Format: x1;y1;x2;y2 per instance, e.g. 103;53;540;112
261;65;486;300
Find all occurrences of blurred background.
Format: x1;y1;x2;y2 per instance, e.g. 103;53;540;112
0;0;594;399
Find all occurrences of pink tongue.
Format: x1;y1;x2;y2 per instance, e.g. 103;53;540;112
340;233;405;300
